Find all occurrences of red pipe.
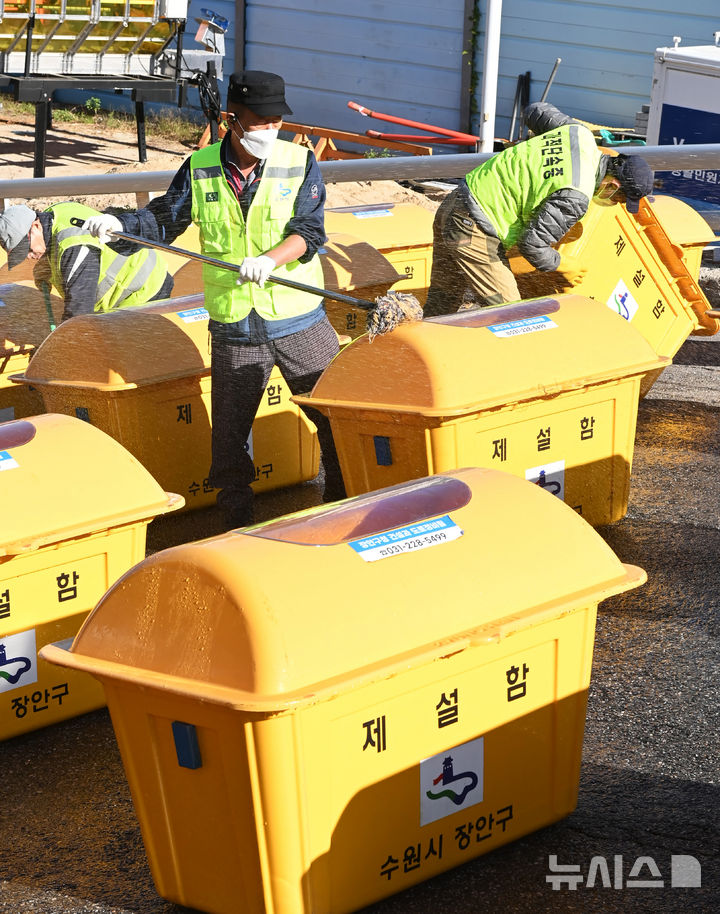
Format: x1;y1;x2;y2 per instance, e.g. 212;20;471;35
349;100;479;143
366;130;477;146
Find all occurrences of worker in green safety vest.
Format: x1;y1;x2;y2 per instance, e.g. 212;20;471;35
424;105;654;317
0;201;173;322
82;70;346;530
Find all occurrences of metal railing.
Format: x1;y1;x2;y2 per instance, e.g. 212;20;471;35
1;143;720;211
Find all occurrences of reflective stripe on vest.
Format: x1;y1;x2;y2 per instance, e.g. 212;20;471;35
190;140;324;323
46;201;167;311
465;124;601;248
97;249;160;304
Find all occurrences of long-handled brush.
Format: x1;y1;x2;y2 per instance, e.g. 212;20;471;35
72;221;422;339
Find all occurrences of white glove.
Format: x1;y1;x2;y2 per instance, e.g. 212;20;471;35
238;254;276;288
82;214;123;244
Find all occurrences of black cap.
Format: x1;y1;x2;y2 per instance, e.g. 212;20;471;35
227;71;292;117
609;155;655;213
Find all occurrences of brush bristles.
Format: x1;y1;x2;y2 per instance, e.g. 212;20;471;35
366;291;423;341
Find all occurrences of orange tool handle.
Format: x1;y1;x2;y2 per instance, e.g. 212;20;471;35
348;101;479;143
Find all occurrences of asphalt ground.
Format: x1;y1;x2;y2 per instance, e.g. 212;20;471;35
1;322;718;914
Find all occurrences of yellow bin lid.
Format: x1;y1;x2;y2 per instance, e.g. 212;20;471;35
645;194;716;249
0;413;183;555
42;467;645;710
15;295;209;392
300;295;669;417
321;233;403;294
325;202;435;249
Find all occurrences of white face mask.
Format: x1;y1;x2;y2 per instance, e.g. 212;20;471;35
239;127;278;160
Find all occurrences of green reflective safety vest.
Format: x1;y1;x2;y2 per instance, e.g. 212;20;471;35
189;140;324;323
465;124;602;248
45;202;168;311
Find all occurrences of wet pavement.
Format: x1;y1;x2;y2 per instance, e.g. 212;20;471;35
1;331;718;914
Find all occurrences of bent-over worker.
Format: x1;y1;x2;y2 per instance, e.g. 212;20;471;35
0;202;173;322
423;113;654;317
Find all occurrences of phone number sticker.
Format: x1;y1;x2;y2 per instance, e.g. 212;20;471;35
351;209;393;219
348;515;463;562
176;307;209;323
488;315;557;337
0;450;19;471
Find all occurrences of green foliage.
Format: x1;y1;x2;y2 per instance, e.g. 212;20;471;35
0;92;202;144
51;108;76;122
84;96;102;116
468;0;481;117
149;109;204;145
0;97;34;117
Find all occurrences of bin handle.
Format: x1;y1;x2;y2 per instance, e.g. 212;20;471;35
68;219;422;337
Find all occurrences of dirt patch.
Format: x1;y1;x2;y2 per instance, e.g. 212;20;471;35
325;179;442;212
0;114;444;213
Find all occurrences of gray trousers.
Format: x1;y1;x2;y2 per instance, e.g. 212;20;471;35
208;316;346;528
424;188;520;317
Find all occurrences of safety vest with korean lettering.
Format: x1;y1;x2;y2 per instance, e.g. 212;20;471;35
465;124;602;248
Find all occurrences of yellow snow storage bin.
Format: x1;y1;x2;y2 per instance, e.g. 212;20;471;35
296;295;668;527
326;202;434;309
0;222;207;422
320;233;402;338
0;413;182;741
0;278;65;422
509;195;719;395
11;297;320;511
644;194;716;283
41;466;646;914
